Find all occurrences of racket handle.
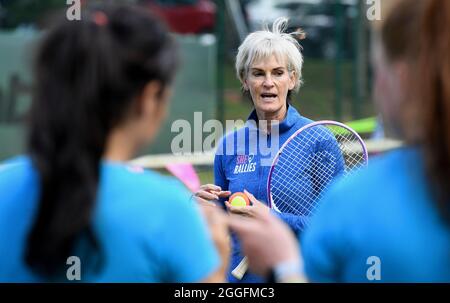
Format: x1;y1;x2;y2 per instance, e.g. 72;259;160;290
231;256;249;280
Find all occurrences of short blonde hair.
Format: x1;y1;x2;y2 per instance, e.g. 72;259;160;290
235;17;305;92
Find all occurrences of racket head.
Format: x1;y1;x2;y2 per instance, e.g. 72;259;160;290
267;120;368;217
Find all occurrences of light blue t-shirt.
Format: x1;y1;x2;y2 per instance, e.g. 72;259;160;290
0;156;220;282
301;147;450;282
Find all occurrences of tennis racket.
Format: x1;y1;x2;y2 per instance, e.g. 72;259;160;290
231;120;368;280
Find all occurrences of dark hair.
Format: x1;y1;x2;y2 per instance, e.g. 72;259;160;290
381;1;422;63
418;0;450;224
26;4;178;277
382;0;450;223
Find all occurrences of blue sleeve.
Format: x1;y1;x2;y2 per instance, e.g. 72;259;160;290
317;135;345;178
273;211;310;234
274;132;347;235
274;134;344;235
327;138;345;178
158;187;220;282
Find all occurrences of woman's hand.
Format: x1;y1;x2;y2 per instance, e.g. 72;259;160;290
225;190;270;217
194;184;231;208
228;202;303;280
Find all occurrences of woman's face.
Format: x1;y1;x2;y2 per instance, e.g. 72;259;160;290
244;54;296;120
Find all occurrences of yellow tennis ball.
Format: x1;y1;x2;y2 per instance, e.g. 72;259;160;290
229;192;250;207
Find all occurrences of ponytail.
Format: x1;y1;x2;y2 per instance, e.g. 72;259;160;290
26;4;178;276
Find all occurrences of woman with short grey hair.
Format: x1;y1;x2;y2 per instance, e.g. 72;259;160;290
195;18;341;282
235;18;304;95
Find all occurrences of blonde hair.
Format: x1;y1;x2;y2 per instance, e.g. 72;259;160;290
235;17;305;92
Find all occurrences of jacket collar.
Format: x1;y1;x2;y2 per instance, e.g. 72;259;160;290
245;104;301;134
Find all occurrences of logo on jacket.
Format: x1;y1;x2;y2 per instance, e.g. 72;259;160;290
234;154;257;174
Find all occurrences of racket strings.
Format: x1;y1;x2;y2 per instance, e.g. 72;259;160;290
272;150;338;215
272;132;337;215
333;129;365;167
270;124;367;217
278;148;338;197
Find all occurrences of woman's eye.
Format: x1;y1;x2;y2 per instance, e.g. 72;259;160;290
274;71;284;76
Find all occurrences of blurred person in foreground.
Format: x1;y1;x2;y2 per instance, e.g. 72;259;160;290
0;4;229;282
230;0;450;282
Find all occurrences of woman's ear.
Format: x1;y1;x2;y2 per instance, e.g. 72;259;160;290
243;79;249;91
139;80;165;118
288;71;297;90
135;80;171;143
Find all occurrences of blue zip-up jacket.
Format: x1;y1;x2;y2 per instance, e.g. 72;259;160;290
214;105;344;282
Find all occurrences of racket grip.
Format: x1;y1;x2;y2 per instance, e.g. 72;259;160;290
231;256;249;280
